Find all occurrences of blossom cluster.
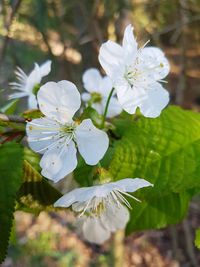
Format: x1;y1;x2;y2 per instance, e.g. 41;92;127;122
10;24;169;244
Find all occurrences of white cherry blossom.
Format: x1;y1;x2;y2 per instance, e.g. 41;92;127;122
54;178;153;244
9;60;52;109
26;80;109;182
99;24;170;118
82;68;122;118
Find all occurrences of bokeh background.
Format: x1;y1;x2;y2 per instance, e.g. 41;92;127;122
0;0;200;266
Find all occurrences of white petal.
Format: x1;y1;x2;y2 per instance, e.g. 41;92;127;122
82;92;91;102
39;60;52;77
8;91;28;100
140;47;170;80
98;40;124;79
122;24;138;61
75;119;109;165
112;178;153;193
54;187;98;207
28;94;38;109
115;79;147;114
82;68;102;93
102;96;122;118
82;216;111;244
55;183;114;209
101;202;129;231
37;80;81;123
91;102;104;115
25;63;42;93
139;83;169;118
40;140;77;182
26;117;61;154
98;76;113;97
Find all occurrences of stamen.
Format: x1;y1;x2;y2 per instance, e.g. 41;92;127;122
78;198;93;217
116;189;141;203
113;190;132;209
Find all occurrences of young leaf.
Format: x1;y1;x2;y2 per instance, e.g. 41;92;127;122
0;142;23;263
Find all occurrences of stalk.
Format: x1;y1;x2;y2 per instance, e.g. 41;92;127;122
112;229;125;267
100;87;115;128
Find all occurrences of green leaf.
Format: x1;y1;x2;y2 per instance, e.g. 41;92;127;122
17;160;62;214
74;157;94;187
24;147;41;172
126;192;189;233
195;228;200;249
109;106;200;232
79;106;102;127
0;142;23;263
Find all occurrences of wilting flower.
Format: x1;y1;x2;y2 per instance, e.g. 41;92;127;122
54;178;153;244
9;60;52;109
26;80;109;182
99;24;170;118
82;68;122;118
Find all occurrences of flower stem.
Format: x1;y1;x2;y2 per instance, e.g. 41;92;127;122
101;87;115;128
112;229;125;267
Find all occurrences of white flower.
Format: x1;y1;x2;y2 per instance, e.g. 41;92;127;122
9;60;52;109
26;80;109;182
99;24;170;118
54;178;153;244
82;68;122;118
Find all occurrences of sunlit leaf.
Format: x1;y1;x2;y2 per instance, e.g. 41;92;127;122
109;106;200;232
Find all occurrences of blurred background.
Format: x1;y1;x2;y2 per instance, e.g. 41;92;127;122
0;0;200;266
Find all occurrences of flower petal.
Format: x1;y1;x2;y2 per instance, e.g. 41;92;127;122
75;119;109;165
39;60;52;77
54;187;98;207
54;184;114;208
40;140;77;182
28;94;38;109
98;40;124;79
102;96;122;118
91;102;104;115
37;80;81;123
81;92;91;102
122;24;138;62
116;78;147;114
82;68;102;93
82;216;111;244
25;63;42;93
140;47;170;80
101;202;129;231
98;76;113;97
112;178;153;193
139;83;169;118
8;91;29;100
26;117;61;154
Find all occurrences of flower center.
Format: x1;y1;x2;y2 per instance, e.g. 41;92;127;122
32;84;40;95
90;92;102;103
124;66;142;86
124;61;165;87
60;123;76;134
